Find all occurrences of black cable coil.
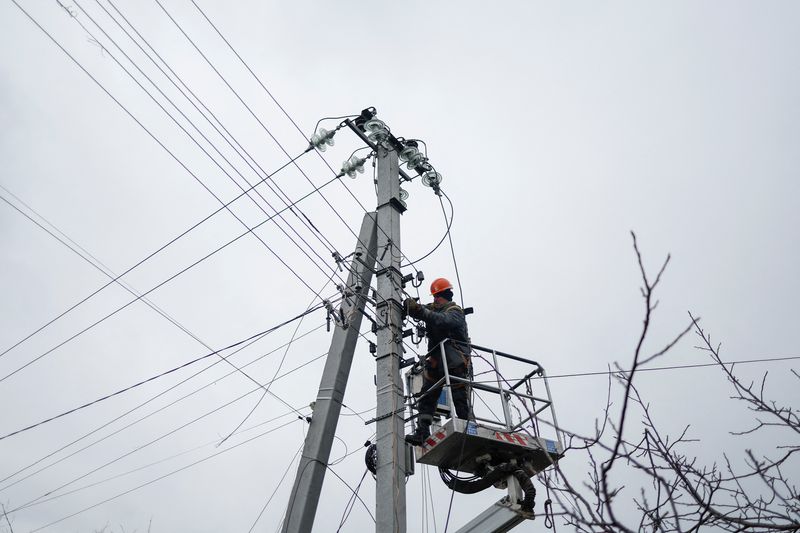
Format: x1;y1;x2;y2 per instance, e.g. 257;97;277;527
365;443;377;475
439;463;536;512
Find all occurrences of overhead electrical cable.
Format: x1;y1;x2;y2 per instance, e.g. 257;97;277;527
538;355;800;380
16;409;302;511
217;269;340;446
79;0;349;284
0;324;326;491
25;418;303;533
65;2;348;295
248;443;304;533
154;0;364;250
0;171;343;384
10;2;316;301
3;1;351;405
469;354;800;385
401;184;454;268
439;190;464;306
9;348;327;514
336;469;369;532
0;146;311;363
13;352;328;512
184;0;423;280
0;306;326;442
102;0;341;259
0;185;304;417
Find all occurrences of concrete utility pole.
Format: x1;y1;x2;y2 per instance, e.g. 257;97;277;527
373;144;407;533
281;213;378;533
283;110;410;532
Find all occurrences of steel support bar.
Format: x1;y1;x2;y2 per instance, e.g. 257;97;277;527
453;499;529;533
282;213;378;533
374;144;406;533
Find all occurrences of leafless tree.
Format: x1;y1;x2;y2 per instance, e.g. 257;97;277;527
542;232;800;532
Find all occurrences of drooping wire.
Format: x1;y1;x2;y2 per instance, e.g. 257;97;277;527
336;469;369;532
324;464;376;524
314;114;360;135
9;348;329;514
280;457;376;530
216;269;340;446
0;323;325;491
538;355;800;380
401;184;454;268
8;335;336;512
439;189;464;306
426;465;439;533
0;184;322;435
13;408;304;511
25;417;303;533
248;442;305;533
0;304;325;442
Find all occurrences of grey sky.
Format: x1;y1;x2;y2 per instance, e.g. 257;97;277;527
1;1;799;532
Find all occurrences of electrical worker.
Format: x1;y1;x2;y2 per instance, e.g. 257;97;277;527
403;277;471;446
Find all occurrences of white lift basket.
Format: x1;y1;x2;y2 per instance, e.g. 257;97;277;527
405;340;564;530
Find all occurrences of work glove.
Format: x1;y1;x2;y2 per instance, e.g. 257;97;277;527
404;298;423;319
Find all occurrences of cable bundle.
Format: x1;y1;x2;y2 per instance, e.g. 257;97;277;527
439;463;536;512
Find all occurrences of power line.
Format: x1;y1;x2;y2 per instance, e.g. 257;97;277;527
0;171;343;384
0;145;310;363
62;1;341;297
25;417;304;533
9;348;329;514
0;324;326;492
248;443;304;533
9;1;388;396
439;189;464;306
102;0;341;261
336;469;369;532
0;184;307;424
16;409;302;512
217;270;340;446
154;0;361;250
184;0;359;238
401;185;454;268
74;0;348;294
538;355;800;380
188;0;426;280
0;305;325;442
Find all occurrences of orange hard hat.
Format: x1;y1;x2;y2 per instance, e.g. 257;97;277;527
430;277;453;296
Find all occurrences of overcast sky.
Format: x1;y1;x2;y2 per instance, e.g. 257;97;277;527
1;1;799;532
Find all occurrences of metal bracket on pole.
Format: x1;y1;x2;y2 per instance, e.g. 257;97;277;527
281;213;379;533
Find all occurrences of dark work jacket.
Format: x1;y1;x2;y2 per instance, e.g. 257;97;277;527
418;301;470;369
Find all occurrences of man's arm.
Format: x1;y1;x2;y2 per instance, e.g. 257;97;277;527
418;305;466;330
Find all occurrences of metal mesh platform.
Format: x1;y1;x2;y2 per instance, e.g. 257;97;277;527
415;418;562;476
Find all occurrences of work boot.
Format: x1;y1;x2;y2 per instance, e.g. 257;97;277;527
404;425;431;446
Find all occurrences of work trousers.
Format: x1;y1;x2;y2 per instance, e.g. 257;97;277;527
417;358;471;426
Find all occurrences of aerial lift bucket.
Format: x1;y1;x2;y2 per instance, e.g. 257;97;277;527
404;341;564;529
